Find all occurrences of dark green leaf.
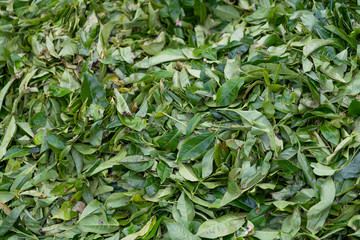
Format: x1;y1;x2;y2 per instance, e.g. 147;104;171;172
81;73;109;108
157;130;181;151
177;132;215;162
216;77;245;107
0;205;25;236
349;100;360;116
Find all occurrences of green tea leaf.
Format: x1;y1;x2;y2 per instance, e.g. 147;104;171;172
47;133;66;153
196;213;246;238
165;221;200;240
1;0;360;238
157;161;172;183
0;205;25;236
348;100;360;116
123;216;156;240
81;73;109;108
216;77;245;107
306;178;335;234
157;130;181;151
297;151;316;188
78;215;119;234
303;39;334;56
0;79;14;112
0;116;16;160
212;5;240;22
177;132;215;162
177;192;195;222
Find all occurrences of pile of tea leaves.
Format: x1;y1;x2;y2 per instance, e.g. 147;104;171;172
1;0;360;239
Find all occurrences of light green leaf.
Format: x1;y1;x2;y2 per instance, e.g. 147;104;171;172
73;143;97;155
253;229;280;240
212;5;240;22
46;36;59;58
281;208;301;238
114;88;131;114
303;39;334;57
311;162;336;176
105;192;128;209
59;42;78;57
0;192;15;204
119;115;147;131
224;59;241;80
134;49;186;68
202;148;215;178
165;221;200;240
196;213;246;238
0;79;14;112
0;116;16;160
122;216;156;240
306;178;335;234
78;215;119;234
142;32;166;55
179;163;198;182
78;200;103;222
90;149;127;176
177;192;195;222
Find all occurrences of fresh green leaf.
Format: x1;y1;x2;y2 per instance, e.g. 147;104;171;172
177;132;215;162
196;213;246;238
216;77;245;107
